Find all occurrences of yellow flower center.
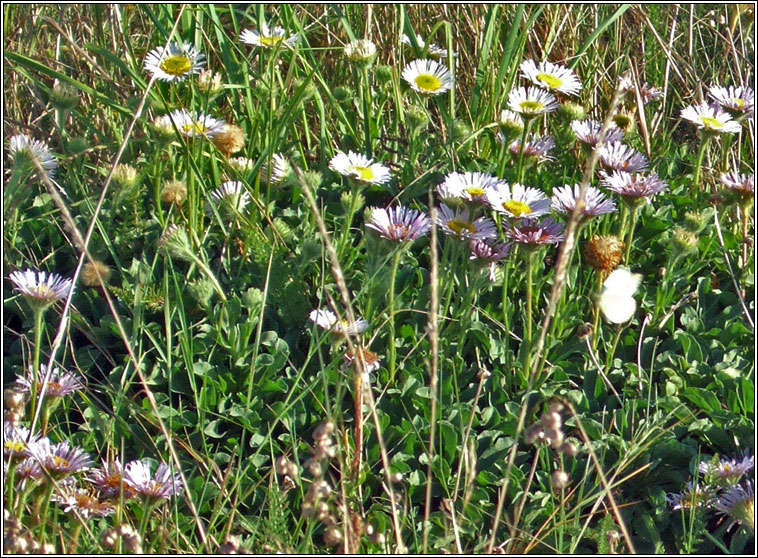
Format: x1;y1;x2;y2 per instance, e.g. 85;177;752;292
536;72;563;89
159;55;192;76
5;441;26;453
260;35;284;47
447;219;476;235
348;165;375;181
503;200;532;216
464;187;486;197
53;456;71;469
520;100;544;113
699;115;724;129
182;122;208;135
732;98;745;109
414;74;442;93
389;224;410;238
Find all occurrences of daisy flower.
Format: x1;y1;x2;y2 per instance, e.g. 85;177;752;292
52;485;115;519
713;481;755;531
88;459;136;500
402;59;454;96
486;182;551;220
8;134;58;178
402;33;456;59
124;459;183;500
508;134;555;162
436;204;498;241
143;42;205;83
309;308;369;336
709;85;754;119
169;109;225;138
597;142;649;173
719;171;755;204
28;439;93;478
680;103;742;134
550;184;617;221
436;171;501;205
16;364;84;399
698;453;754;485
9;269;73;310
506;217;565;247
329;151;391;185
571;120;626;147
508;86;559;118
365;206;430;242
618;76;664;104
469;239;511;281
208;181;251;213
240;23;298;49
601;170;669;202
259;153;292;186
3;424;41;460
665;481;713;510
520;59;581;96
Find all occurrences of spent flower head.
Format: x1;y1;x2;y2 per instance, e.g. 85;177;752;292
520;59;581;96
402;33;456;59
259;153;292;187
52;485;115;519
508;134;555;163
666;481;714;510
208;181;251;215
402;59;453;96
344;39;378;66
8;134;58;178
719;171;754;207
144;42;205;83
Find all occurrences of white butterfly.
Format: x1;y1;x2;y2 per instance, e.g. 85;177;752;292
597;268;642;324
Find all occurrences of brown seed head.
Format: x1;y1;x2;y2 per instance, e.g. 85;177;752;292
583;234;625;277
81;260;111;287
212;124;246;156
160;180;188;205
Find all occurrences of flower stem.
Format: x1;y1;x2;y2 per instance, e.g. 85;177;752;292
30;307;45;426
340;184;361;256
691;134;711;197
387;248;404;384
523;249;535;382
516;118;535;184
623;204;640;266
361;66;373;159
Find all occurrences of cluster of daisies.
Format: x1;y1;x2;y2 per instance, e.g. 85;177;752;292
5;421;183;519
666;452;754;532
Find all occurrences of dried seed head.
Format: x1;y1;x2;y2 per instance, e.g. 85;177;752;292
4;389;25;412
541;411;562;430
524;423;544;445
552;470;570;490
286;461;299;479
160;180;188;205
323;526;343;547
583;234;625;277
81;260;111;287
211;124;246;156
197;69;223;94
275;455;290;476
560;441;579;457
